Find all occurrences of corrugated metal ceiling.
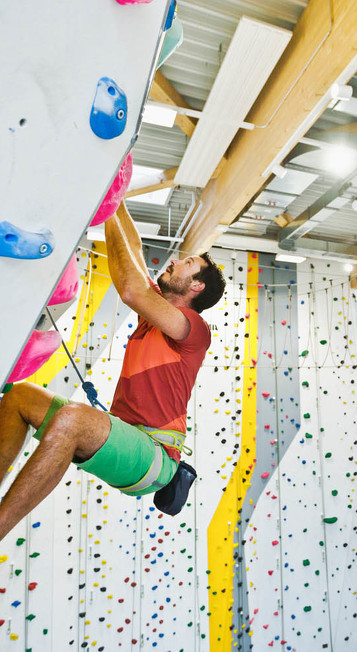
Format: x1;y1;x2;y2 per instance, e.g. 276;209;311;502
128;0;357;259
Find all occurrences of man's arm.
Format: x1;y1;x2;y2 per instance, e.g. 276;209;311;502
115;201;148;276
105;208;190;341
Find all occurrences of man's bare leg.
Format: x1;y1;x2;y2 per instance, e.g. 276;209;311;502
0;383;111;541
0;383;56;485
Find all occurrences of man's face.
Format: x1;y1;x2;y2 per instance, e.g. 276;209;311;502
157;256;206;296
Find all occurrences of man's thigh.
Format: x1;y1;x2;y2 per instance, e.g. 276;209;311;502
33;394;111;462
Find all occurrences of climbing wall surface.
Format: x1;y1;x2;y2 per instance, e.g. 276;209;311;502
0;0;170;390
0;247;356;651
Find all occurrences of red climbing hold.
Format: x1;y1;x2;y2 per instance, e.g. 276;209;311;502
268;570;274;576
90;153;133;227
0;620;5;627
272;540;279;546
8;330;61;383
0;588;6;594
261;472;270;479
28;582;38;591
262;392;270;398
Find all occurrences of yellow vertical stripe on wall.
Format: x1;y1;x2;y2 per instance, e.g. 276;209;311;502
207;252;259;651
27;243;112;388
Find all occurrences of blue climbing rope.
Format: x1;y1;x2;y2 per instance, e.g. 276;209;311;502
46;308;108;412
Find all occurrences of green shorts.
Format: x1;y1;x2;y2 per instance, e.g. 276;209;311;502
33;395;178;496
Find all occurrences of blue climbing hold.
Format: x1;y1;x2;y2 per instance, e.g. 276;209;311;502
0;221;54;259
90;77;127;139
164;0;176;31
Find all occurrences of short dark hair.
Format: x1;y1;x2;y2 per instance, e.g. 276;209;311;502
190;252;226;313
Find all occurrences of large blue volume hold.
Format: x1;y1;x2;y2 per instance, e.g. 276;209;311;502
90;77;128;140
0;221;54;259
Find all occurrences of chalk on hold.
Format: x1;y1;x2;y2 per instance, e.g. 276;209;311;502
47;254;79;306
90;153;133;227
7;330;61;383
90;78;127;140
0;221;54;259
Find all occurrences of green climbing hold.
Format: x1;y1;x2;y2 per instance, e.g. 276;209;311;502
315;570;320;576
303;559;310;566
325;452;332;458
332;490;338;496
302;381;309;387
2;383;13;393
305;433;313;439
323;517;338;524
319;541;324;546
16;538;26;546
15;569;22;576
43;629;48;635
187;567;193;573
26;614;36;621
320;340;327;345
300;350;309;357
303;413;310;419
304;606;312;612
29;552;40;558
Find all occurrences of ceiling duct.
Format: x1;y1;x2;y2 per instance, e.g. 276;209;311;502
174;16;292;188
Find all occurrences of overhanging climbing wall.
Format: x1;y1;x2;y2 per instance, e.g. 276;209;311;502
0;247;356;650
0;0;170;390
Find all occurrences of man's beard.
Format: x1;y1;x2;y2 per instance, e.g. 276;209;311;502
157;272;192;296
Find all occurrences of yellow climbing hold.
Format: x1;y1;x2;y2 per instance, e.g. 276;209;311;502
10;634;19;641
0;555;8;563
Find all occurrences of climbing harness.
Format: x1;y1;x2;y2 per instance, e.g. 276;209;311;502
46;308;108;412
115;425;192;495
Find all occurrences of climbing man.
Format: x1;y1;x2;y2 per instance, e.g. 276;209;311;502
0;201;226;540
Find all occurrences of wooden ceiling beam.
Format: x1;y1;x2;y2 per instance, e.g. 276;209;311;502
181;0;357;255
149;70;197;138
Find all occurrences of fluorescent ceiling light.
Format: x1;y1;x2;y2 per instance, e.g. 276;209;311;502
126;187;172;205
142;103;177;128
323;146;357;176
275;253;306;264
344;263;354;273
175;16;292;188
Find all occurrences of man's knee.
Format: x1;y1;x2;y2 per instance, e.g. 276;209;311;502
44;402;85;440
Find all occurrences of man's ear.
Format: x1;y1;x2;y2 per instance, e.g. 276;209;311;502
191;280;205;294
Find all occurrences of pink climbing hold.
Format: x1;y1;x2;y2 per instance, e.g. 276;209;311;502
272;540;279;546
281;320;287;326
90;152;133;227
261;472;270;479
7;330;61;383
115;0;153;4
262;391;270;398
48;254;79;306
